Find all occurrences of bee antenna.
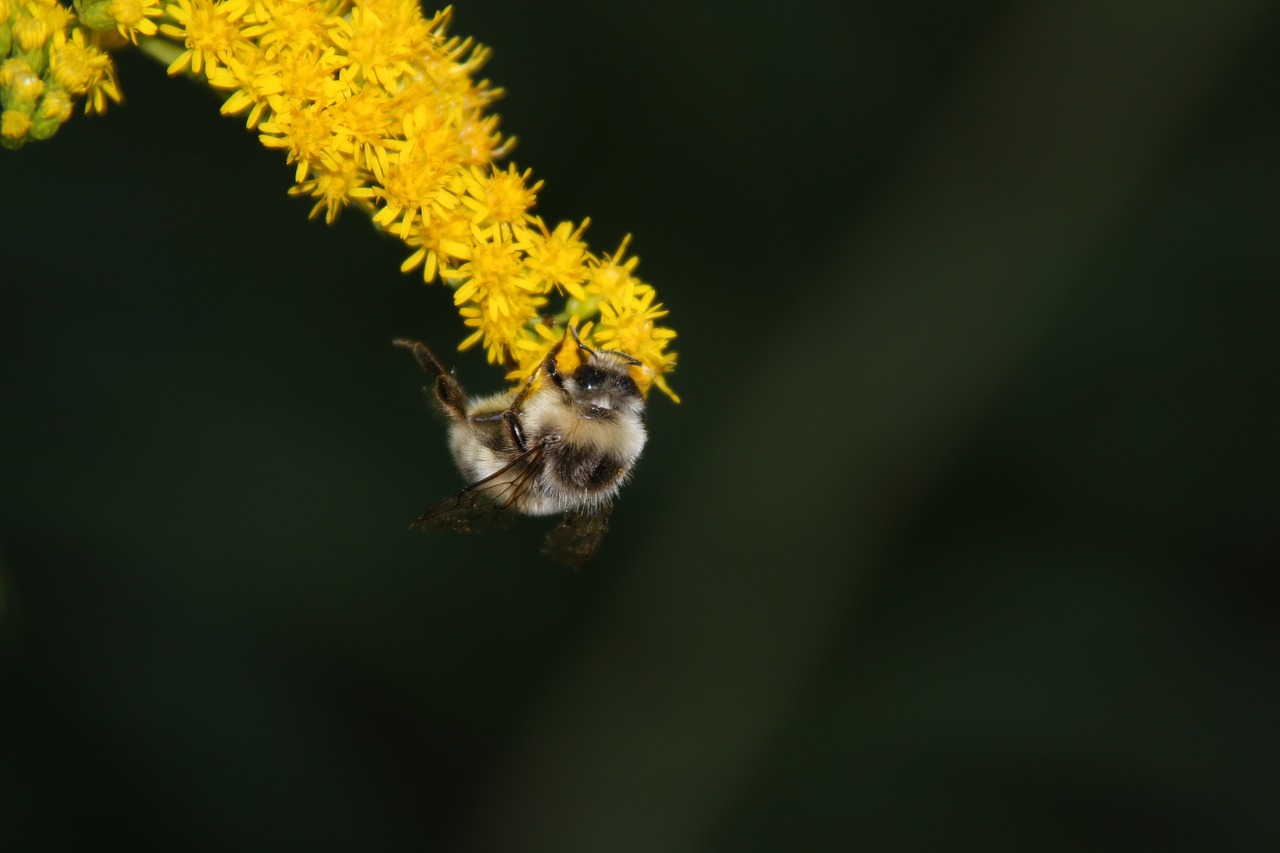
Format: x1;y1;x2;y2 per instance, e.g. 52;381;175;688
568;323;595;355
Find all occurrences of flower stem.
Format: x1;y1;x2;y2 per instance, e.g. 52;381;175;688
136;36;182;69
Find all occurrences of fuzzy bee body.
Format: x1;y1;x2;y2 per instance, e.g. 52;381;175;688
395;327;647;568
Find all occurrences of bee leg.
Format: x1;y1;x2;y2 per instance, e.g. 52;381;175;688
393;338;467;420
507;336;568;413
502;410;528;454
541;343;569;393
498;337;570;454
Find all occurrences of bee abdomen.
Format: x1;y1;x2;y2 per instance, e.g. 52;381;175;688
549;447;626;494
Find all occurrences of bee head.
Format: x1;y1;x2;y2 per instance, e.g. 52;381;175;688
566;352;643;420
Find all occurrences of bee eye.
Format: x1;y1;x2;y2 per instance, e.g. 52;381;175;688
574;364;606;390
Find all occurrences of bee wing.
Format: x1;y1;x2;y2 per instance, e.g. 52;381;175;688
410;444;545;534
542;502;613;571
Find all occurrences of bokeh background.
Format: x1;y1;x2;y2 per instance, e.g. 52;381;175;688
3;1;1278;850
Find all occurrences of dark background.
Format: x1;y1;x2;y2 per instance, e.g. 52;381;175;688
3;1;1278;850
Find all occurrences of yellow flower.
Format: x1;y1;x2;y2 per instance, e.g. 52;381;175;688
585;234;650;304
0;2;126;145
207;51;270;127
456;112;505;166
326;83;396;179
254;42;346;105
461;163;541;241
106;0;163;44
83;61;122;114
1;108;31;140
29;1;75;38
595;283;680;403
449;233;537;316
5;0;678;396
46;28;110;95
41;28;122;115
241;0;337;60
288;158;374;224
36;87;73;123
160;0;252;76
523;218;591;300
258;96;344;182
327;1;425;90
11;14;50;55
459;297;544;368
399;204;475;283
0;57;43;105
373;130;464;238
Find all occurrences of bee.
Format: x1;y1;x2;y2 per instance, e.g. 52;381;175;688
393;325;647;569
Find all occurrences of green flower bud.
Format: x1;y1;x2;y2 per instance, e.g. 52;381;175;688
11;14;48;52
73;0;116;33
1;107;31;147
8;69;44;109
0;9;12;64
29;86;72;139
0;57;36;110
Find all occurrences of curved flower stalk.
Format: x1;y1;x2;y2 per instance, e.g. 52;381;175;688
5;0;681;401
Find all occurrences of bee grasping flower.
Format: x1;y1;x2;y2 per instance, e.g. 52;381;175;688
3;0;679;567
146;0;680;566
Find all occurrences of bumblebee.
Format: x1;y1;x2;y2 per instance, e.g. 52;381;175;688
395;326;647;569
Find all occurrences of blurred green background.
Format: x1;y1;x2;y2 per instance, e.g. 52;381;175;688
3;1;1278;850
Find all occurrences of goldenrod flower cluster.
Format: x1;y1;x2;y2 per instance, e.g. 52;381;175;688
153;0;679;400
2;0;678;400
0;0;159;147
